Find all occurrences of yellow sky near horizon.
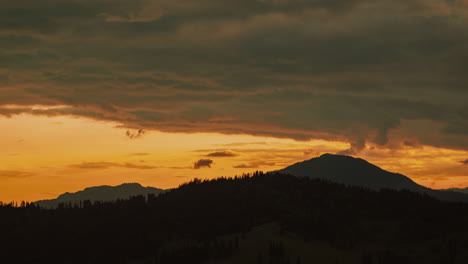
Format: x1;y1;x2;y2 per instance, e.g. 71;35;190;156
1;114;468;202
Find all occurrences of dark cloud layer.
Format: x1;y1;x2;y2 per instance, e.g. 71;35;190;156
1;0;468;151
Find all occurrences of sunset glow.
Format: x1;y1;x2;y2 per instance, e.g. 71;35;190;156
1;113;467;202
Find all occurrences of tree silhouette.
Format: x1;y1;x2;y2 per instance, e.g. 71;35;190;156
0;172;467;263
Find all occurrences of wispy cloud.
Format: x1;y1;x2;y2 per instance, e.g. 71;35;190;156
206;151;238;157
120;163;159;169
69;162;158;170
233;161;276;169
128;153;151;156
214;142;270;147
0;170;34;178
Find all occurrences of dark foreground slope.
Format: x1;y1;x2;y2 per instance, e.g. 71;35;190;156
35;183;165;209
1;172;468;264
278;154;468;202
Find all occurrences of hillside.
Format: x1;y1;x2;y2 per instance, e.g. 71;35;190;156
2;172;468;263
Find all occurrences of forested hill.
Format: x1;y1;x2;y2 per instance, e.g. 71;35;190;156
2;172;468;263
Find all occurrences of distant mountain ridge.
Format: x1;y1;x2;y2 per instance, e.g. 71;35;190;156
277;154;468;202
441;187;468;194
35;183;165;208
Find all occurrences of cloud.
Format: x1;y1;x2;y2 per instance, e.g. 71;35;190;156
460;159;468;165
214;142;270;147
0;170;34;178
337;138;367;155
1;0;468;152
206;151;239;157
128;153;151;156
126;129;146;139
193;159;213;169
336;148;357;156
233;161;276;169
169;166;192;169
121;163;159;169
68;162;158;169
69;162;116;169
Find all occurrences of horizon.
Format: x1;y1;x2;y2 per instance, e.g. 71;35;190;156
2;111;468;203
7;153;468;203
2;0;468;202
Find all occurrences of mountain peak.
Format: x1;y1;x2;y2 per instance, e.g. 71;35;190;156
318;153;370;163
278;154;419;191
81;182;143;191
294;153;383;174
320;153;346;158
120;183;143;187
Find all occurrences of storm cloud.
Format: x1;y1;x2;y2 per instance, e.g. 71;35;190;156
1;0;468;151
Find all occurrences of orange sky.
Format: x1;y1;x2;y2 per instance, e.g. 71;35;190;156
1;114;468;202
2;0;468;202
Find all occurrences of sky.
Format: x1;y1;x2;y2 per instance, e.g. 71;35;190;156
1;0;468;201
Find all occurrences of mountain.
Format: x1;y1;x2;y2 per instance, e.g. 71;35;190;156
35;183;165;209
277;153;468;202
441;187;468;194
278;154;424;191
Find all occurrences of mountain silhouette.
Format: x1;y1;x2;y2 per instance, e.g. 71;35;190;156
35;183;165;208
5;171;468;263
441;187;468;194
277;153;468;202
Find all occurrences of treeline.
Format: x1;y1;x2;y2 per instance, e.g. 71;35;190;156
0;200;35;208
1;172;468;263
